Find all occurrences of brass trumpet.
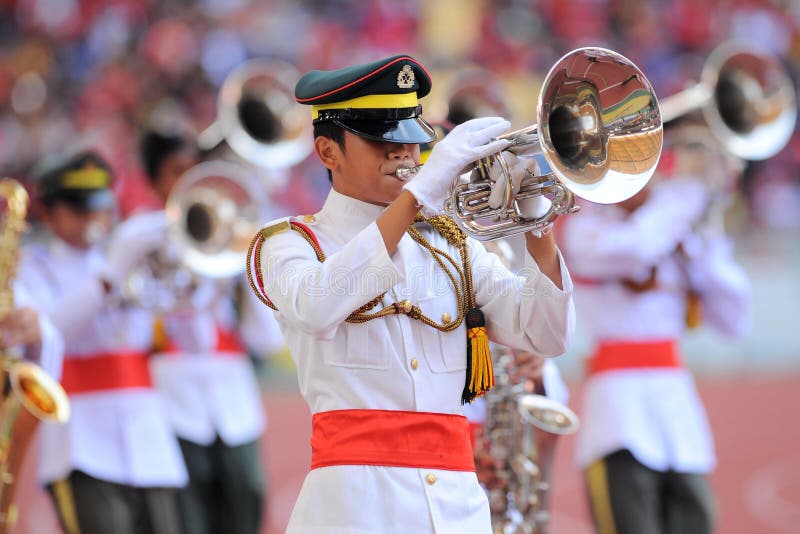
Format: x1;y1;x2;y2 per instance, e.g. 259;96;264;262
398;47;663;240
198;58;313;170
659;41;797;161
121;161;265;310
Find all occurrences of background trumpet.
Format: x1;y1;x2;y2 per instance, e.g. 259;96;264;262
659;41;797;161
121;161;265;311
198;58;313;170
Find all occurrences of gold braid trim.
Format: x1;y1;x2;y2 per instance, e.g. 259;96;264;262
248;215;472;332
247;213;494;403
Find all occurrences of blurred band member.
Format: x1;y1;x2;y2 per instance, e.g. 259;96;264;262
19;150;187;534
562;123;751;534
139;127;283;534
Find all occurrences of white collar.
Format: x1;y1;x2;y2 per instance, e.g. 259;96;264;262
318;188;387;229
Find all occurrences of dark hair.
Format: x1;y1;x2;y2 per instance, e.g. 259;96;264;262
139;129;191;184
37;151;112;208
313;121;346;182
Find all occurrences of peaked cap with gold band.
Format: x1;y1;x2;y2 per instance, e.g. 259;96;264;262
35;150;115;211
295;55;437;144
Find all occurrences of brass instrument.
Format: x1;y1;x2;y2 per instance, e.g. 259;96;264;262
198;58;313;170
0;178;70;533
398;47;663;240
659;41;797;160
445;66;509;125
122;161;266;310
480;349;579;534
475;240;579;533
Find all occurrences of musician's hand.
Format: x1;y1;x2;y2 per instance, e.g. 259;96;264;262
0;307;41;349
509;350;546;389
403;117;510;216
102;211;168;286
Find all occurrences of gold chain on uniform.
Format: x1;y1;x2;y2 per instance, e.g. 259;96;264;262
247;214;476;333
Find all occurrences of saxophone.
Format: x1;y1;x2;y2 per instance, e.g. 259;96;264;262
476;349;579;534
475;240;579;533
0;178;70;533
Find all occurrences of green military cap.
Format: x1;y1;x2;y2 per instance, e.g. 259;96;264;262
35;150;116;211
295;54;436;144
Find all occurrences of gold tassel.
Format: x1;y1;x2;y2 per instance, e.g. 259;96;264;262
462;308;494;404
151;317;168;352
685;290;703;329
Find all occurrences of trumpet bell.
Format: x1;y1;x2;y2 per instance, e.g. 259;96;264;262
200;58;312;169
539;47;663;204
166;160;265;279
700;43;797;160
447;47;662;240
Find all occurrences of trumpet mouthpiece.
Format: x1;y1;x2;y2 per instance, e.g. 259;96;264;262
395;165;422;181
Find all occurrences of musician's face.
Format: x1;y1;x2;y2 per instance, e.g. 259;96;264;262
153;148;196;202
318;131;420;206
44;201;115;250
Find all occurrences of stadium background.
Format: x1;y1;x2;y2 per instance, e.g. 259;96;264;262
2;0;799;532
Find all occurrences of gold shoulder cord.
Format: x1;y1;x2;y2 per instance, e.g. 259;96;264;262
246;214;493;403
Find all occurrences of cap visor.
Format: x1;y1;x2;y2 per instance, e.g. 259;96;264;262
335;117;436;144
60;189;116;212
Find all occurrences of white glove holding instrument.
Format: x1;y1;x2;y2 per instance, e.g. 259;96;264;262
403;117;511;216
483;151;553;225
101;211;168;287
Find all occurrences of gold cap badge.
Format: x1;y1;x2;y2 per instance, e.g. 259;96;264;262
397;65;415;89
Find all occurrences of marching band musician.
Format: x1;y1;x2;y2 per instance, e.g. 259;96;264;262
18;150;187;534
139;126;282;534
248;54;575;532
561;120;752;534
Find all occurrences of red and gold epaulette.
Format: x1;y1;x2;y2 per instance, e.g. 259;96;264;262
246;216;324;310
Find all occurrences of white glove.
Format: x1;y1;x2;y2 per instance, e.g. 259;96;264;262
484;152;553;222
403;117;511;215
101;211;168;286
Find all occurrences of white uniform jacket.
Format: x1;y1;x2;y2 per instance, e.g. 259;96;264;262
562;178;751;474
150;276;280;447
18;239;188;488
257;189;575;533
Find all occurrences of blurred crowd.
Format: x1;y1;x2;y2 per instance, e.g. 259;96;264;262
1;0;799;228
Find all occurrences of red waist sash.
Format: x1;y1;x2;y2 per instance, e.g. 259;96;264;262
61;352;152;394
160;325;245;356
311;409;475;472
588;339;682;375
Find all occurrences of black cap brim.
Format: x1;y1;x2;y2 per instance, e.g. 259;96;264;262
335;117;436;144
59;189;117;212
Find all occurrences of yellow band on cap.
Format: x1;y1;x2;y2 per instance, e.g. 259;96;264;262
60;167;110;189
312;92;418;119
